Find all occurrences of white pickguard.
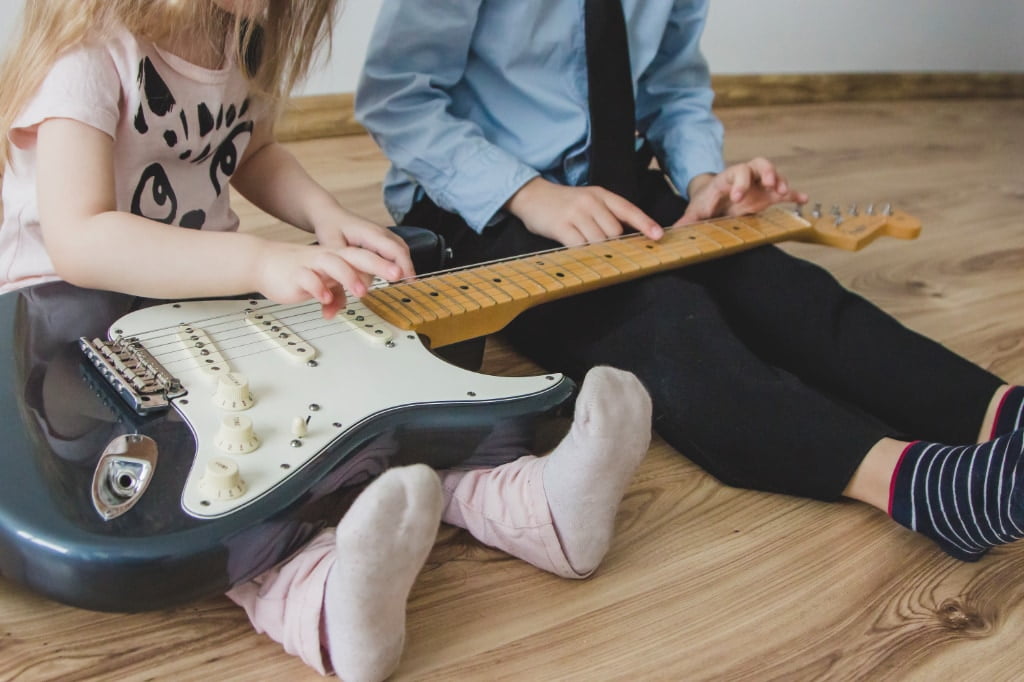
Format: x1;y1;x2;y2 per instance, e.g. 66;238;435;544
109;297;564;519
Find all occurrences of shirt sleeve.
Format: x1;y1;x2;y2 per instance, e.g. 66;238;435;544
9;44;121;151
355;0;539;233
635;0;725;200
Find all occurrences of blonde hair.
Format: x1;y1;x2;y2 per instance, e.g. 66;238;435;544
0;0;338;167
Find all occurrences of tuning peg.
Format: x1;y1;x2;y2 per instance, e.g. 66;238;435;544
830;205;843;225
793;203;804;217
866;203;875;216
848;204;859;216
812;203;822;218
883;203;894;216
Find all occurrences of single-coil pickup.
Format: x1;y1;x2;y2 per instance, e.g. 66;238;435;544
245;313;318;362
341;306;393;344
177;325;232;378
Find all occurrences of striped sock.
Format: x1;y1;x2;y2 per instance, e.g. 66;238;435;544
991;386;1024;438
889;429;1024;561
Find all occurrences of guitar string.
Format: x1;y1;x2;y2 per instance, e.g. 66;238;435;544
129;213;788;355
109;210;799;372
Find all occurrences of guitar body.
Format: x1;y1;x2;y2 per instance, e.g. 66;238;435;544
0;282;574;612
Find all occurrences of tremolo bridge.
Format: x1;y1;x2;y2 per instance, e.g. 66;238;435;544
79;336;185;415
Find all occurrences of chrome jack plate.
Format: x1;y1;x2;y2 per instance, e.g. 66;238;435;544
91;434;158;521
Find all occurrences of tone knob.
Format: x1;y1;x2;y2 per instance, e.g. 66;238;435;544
213;372;255;411
198;456;246;499
215;414;260;453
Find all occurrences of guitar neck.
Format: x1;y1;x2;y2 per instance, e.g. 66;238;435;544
362;208;811;348
362;202;922;348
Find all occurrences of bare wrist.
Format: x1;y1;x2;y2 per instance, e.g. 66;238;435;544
686;173;715;199
505;176;546;217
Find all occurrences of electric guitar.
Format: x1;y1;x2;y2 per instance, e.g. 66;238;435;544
0;204;920;612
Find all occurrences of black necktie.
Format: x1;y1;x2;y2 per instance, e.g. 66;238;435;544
584;0;639;203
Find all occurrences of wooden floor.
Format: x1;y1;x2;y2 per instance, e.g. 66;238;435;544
2;98;1023;681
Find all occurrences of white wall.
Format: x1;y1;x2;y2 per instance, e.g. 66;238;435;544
1;1;1022;96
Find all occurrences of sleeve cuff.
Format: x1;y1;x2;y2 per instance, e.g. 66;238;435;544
431;140;540;233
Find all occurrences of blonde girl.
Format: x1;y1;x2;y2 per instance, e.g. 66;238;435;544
0;2;656;678
0;0;414;311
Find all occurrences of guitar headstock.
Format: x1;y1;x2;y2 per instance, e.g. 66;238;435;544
799;203;922;251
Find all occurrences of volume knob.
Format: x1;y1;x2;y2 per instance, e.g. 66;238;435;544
198;456;246;499
213;372;255;411
215;414;260;453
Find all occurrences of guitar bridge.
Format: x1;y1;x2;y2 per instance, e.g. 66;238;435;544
79;336;186;415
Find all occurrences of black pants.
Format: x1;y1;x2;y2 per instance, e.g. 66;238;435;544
403;170;1003;500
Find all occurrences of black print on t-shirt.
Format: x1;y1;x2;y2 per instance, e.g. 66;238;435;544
129;57;252;229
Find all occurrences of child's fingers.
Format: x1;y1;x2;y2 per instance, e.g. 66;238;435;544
602;191;663;240
748;157;777;189
295;267;334;305
333;247;406;287
347;224;416;278
310;252;369;298
727;165;754;202
575;211;616;243
319;282;347;319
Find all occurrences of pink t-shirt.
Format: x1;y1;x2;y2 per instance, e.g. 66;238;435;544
0;29;257;293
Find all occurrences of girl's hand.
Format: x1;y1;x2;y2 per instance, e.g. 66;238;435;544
506;177;664;247
313;214;416;282
255;241;406;319
675;158;808;226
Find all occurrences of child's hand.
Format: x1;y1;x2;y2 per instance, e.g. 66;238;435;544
506;177;664;247
675;158;808;226
255;242;404;319
313;214;416;282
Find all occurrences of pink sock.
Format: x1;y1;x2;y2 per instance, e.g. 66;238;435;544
322;464;442;682
542;366;652;574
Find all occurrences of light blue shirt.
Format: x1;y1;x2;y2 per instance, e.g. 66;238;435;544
356;0;725;233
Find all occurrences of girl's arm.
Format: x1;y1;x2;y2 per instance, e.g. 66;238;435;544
228;120;414;276
36;118;399;317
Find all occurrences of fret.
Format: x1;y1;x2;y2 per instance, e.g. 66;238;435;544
604;237;665;268
571;248;629;278
400;279;462;317
363;288;422;327
453;268;516;303
474;264;534;300
694;223;746;248
503;257;569;292
375;283;440;322
544;251;604;284
419;274;483;312
526;255;586;287
485;262;547;296
440;271;503;307
672;229;726;256
584;242;644;273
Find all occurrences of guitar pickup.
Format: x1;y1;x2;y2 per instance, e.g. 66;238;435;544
79;337;185;415
245;311;319;362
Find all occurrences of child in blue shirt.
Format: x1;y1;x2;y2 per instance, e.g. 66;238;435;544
357;0;1024;562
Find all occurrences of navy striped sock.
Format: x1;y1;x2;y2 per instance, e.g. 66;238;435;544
889;429;1024;561
991;386;1024;438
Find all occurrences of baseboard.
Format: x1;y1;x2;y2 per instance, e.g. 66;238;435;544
276;72;1024;142
710;72;1024;107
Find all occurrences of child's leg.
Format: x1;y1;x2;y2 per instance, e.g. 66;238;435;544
846;429;1024;561
228;464;442;680
439;366;651;578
